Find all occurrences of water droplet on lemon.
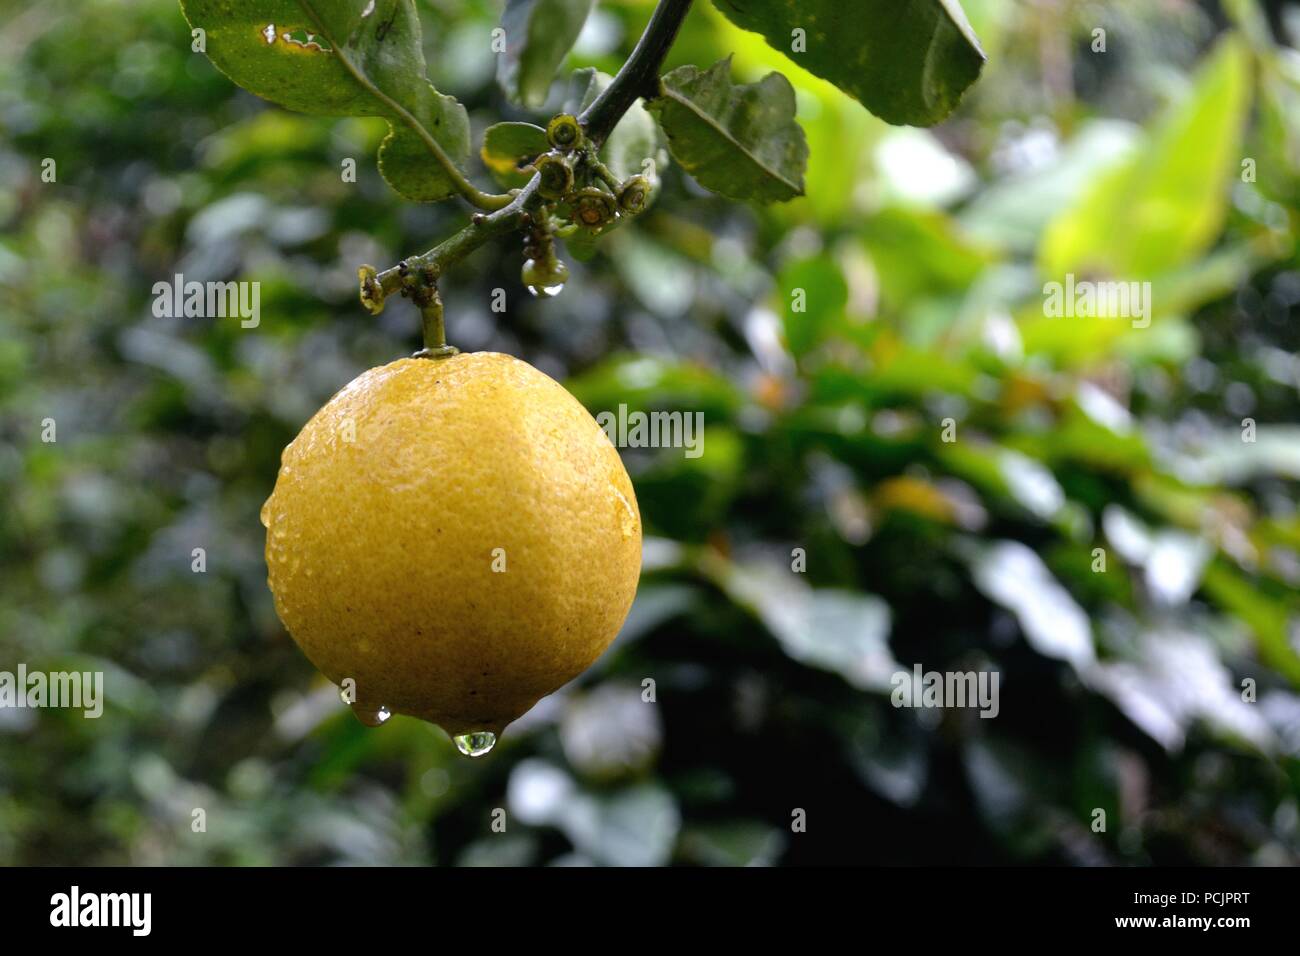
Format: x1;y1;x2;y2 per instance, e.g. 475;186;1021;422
453;731;497;757
612;487;638;538
350;702;391;727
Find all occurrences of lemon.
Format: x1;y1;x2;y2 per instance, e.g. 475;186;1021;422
261;352;641;743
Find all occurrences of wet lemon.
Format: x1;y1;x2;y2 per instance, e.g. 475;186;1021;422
261;352;641;747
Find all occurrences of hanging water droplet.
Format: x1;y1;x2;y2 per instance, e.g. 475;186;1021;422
350;702;391;727
452;730;497;758
521;257;568;298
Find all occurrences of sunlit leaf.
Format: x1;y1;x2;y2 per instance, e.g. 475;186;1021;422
862;206;993;307
711;0;986;126
960;120;1140;252
706;556;898;691
1040;36;1251;278
1089;627;1276;750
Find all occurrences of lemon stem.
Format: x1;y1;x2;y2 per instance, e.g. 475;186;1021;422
414;289;458;359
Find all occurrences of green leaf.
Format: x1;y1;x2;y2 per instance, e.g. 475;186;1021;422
647;58;807;203
498;0;594;108
703;556;897;691
480;121;549;188
565;355;746;422
711;0;986;127
1040;35;1251;279
861;206;993;306
179;0;470;202
565;68;667;181
778;255;847;357
959;120;1140;253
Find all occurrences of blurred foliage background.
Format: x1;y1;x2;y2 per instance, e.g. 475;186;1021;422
3;0;1300;865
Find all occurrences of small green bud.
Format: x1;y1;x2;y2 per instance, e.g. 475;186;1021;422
571;188;617;230
617;175;653;215
535;153;574;200
546;114;583;150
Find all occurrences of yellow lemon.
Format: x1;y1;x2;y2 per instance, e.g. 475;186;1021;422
261;352;641;750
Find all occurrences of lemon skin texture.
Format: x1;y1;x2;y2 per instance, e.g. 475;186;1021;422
262;352;642;738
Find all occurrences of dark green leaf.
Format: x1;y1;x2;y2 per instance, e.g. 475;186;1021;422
498;0;594;108
711;0;986;127
647;58;807;203
179;0;470;201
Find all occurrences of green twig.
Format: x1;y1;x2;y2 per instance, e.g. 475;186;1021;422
587;154;623;192
361;0;694;335
580;0;693;147
371;180;541;304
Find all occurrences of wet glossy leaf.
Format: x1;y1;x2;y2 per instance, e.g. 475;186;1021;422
709;557;898;691
679;821;786;866
966;540;1095;671
1090;628;1275;751
507;761;680;866
647;58;807;202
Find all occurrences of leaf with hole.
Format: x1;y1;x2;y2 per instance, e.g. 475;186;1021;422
179;0;470;202
647;58;807;203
